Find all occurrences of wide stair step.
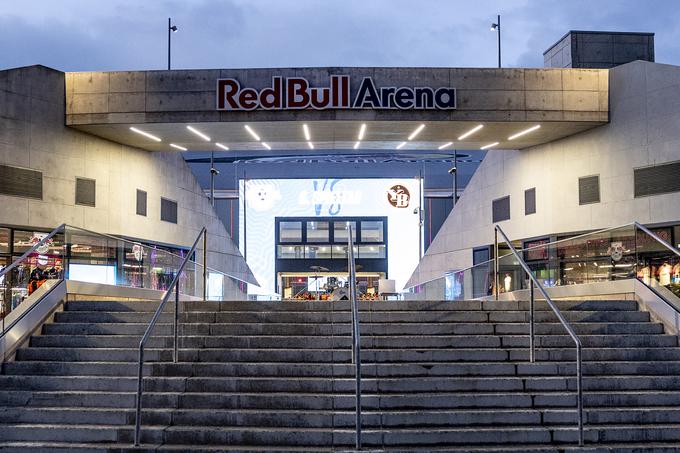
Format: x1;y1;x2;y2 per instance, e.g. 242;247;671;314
1;297;678;451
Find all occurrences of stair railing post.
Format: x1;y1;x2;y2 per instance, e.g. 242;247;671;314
173;281;179;363
134;347;144;446
494;227;499;300
203;230;208;302
347;227;362;450
577;343;584;446
529;279;535;363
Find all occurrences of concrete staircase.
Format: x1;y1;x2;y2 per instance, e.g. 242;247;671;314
1;298;680;452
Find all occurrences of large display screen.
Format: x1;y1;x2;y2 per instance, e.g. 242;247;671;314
239;178;422;295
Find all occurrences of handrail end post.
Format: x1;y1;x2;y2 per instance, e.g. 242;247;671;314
203;228;208;302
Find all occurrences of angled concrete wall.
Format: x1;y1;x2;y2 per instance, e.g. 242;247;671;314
0;65;255;286
408;60;680;287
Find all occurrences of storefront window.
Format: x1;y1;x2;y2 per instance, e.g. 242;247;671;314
13;230;64;259
279;221;302;242
277;245;304;259
305;245;332;259
358;245;386;258
0;228;9;254
360;221;383;242
306;221;329;242
334;221;356;243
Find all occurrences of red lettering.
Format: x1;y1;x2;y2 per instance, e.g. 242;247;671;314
260;76;282;109
310;87;330;109
239;88;258;110
332;76;339;107
341;76;350;108
287;78;309;109
218;79;240;110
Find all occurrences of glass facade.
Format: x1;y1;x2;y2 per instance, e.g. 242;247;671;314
306;221;329;242
333;221;357;243
279;221;303;242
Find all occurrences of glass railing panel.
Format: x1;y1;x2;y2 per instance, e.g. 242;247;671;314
516;224;637;288
635;227;680;302
405;259;494;301
1;228;66;334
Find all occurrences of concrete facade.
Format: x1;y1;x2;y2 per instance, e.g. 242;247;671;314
407;60;680;288
544;31;655;69
62;67;609;152
0;65;255;286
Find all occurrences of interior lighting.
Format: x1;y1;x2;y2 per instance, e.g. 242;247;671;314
458;124;484;140
358;123;367;140
408;124;425;140
353;141;360;149
244;125;261;141
480;142;499;150
186;125;210;141
170;143;187;151
396;142;407;149
438;142;453;150
262;142;271;150
307;141;314;149
130;127;161;142
215;143;230;151
303;124;311;141
508;124;541;140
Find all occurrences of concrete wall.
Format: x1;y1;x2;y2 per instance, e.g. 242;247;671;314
0;65;255;286
407;60;680;287
64;67;608;125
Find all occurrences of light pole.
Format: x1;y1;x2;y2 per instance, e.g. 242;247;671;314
448;153;458;208
167;18;178;70
209;152;219;207
491;14;501;68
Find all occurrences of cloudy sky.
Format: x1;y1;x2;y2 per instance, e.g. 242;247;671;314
2;0;679;71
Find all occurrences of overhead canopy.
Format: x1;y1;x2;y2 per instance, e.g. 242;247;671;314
65;67;609;152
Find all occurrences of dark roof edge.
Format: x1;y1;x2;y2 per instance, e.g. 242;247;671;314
0;64;63;74
543;30;655;56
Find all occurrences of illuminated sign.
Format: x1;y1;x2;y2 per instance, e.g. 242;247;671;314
387;185;410;208
239;178;422;295
217;76;456;111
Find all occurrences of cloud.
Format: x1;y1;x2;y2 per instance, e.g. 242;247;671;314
1;0;679;71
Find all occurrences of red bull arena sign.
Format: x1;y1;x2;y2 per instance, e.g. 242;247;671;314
217;75;456;111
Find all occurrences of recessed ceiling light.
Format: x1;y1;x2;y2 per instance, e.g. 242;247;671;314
438;142;453;150
458;124;484;140
215;143;229;151
170;143;187;151
358;123;366;140
303;124;311;141
244;125;261;141
130;127;161;142
353;141;360;149
262;142;271;150
508;124;541;140
186;125;210;141
408;124;425;141
480;142;499;150
396;141;407;149
307;141;314;149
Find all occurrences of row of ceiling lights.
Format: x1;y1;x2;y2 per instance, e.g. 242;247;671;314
129;125;232;152
130;122;542;151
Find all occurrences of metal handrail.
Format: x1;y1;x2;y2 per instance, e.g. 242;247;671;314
494;225;584;446
134;227;207;446
347;228;362;450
